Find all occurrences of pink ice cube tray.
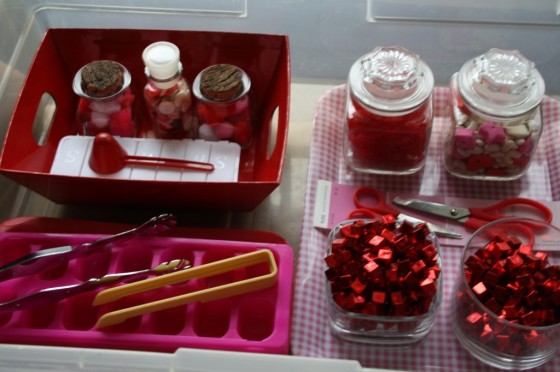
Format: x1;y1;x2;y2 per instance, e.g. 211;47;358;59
0;230;293;354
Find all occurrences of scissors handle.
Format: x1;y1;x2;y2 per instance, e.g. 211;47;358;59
353;187;400;216
466;198;553;231
347;208;384;220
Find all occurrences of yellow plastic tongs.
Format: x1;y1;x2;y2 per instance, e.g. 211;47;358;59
93;249;278;329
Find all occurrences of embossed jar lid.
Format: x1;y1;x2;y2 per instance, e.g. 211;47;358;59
348;46;434;114
457;48;545;118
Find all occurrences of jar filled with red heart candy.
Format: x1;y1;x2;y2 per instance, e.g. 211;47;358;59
73;60;136;137
344;46;434;175
142;41;196;139
192;64;253;148
442;49;545;180
451;218;560;370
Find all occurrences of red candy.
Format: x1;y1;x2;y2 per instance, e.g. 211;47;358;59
325;218;441;317
346;96;431;172
77;88;135;137
196;95;252;148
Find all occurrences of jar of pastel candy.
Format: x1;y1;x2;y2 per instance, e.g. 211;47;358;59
142;41;196;139
344;46;435;175
193;64;253;148
73;60;136;137
442;49;545;180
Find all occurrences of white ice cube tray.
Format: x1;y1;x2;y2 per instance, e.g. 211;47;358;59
50;136;240;182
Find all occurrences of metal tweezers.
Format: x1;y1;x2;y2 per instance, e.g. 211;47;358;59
0;214;176;282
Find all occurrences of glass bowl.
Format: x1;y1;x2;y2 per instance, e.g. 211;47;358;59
451;217;560;370
324;218;442;345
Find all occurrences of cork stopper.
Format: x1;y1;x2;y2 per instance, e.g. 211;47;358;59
200;64;243;102
80;60;124;98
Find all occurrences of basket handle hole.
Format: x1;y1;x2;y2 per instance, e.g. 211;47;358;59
32;93;56;146
267;106;279;159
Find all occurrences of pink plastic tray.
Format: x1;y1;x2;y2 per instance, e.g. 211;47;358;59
0;218;293;354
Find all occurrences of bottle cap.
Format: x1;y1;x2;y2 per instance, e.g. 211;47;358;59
458;48;545;118
142;41;181;80
348;46;434;114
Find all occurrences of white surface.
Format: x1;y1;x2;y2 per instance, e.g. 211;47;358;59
0;345;398;372
50;136;239;182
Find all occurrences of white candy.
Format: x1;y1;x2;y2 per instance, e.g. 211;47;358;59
508;150;522;159
90;101;121;114
501;140;518;152
485;144;501;153
505;124;530;139
158;101;176;115
90;112;109;128
471;146;483;154
198;123;219;141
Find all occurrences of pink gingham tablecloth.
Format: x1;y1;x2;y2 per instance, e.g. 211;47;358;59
291;85;560;371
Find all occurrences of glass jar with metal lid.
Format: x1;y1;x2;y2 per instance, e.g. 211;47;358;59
344;46;435;175
442;48;546;180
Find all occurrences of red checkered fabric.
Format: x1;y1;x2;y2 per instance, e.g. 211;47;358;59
291;85;560;370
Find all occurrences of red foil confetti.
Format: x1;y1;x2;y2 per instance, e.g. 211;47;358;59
455;232;560;356
325;218;441;317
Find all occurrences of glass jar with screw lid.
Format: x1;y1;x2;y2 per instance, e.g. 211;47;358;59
442;48;545;180
344;46;435;175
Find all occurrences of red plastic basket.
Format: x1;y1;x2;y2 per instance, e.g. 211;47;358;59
0;28;290;211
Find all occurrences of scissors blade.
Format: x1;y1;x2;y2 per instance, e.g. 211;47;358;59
393;197;471;221
396;213;463;239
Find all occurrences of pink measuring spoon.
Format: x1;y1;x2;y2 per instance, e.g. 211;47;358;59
88;132;214;174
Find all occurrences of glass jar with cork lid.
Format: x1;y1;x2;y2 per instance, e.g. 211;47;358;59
73;60;136;137
192;64;253;148
344;46;435;175
442;48;546;181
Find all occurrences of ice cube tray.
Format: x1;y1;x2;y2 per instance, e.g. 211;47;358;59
0;230;293;354
50;135;240;182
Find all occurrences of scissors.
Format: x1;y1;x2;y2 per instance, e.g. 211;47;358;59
392;197;553;231
347;187;463;239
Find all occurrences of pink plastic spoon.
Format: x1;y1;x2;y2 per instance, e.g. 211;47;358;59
88;132;214;175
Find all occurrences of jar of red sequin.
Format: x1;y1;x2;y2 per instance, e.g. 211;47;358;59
451;218;560;370
344;46;434;175
73;60;136;137
442;49;545;181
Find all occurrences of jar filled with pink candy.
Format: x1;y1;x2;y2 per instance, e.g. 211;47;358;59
142;41;196;139
73;60;136;137
193;64;253;148
442;49;545;181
